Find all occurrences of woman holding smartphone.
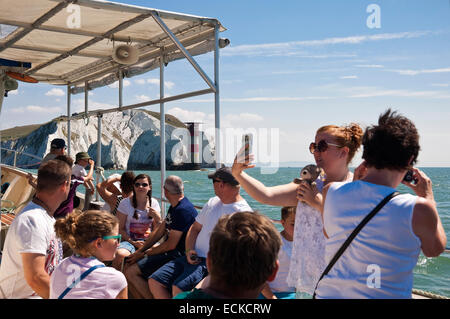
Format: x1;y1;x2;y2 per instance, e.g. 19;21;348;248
232;123;363;298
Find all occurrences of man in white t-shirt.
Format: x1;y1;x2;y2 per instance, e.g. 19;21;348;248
73;152;95;210
149;166;253;298
0;160;71;299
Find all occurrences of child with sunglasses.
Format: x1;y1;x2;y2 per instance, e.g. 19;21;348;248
232;123;363;298
50;210;127;299
113;174;161;270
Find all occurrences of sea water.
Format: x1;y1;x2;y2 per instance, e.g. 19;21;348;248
30;166;450;297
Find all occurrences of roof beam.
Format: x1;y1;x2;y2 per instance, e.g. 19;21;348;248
25;13;152;75
50;0;219;25
150;11;216;92
60;88;214;121
0;0;73;54
10;44;110;59
61;24;212;85
66;28;215;87
0;18;152;44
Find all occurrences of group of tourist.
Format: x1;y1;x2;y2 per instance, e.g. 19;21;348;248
0;109;446;299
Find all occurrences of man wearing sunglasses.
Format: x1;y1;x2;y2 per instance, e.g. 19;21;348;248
147;166;253;299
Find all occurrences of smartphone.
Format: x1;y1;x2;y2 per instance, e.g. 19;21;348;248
242;133;253;158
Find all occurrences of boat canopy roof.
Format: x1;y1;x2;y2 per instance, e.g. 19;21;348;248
0;0;226;93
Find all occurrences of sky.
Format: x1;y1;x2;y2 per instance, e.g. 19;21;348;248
1;0;450;167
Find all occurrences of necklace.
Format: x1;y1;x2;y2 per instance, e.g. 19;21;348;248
32;196;52;215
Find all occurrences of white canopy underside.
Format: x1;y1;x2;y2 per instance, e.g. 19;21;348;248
0;0;226;93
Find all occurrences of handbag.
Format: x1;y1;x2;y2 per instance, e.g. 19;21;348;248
57;264;106;299
312;191;400;299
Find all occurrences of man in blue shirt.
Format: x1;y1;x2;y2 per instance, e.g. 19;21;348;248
124;175;197;299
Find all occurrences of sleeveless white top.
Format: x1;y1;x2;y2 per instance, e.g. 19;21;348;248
287;177;326;295
315;181;421;299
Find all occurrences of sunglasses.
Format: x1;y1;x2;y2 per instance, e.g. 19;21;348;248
212;179;222;184
89;234;121;243
309;140;342;154
102;234;122;243
134;182;149;188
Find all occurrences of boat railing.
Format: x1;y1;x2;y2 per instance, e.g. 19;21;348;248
0;147;42;168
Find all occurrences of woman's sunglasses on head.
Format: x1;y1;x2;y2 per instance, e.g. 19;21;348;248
309;140;342;154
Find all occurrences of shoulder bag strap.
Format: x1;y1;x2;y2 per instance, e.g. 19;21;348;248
57;264;106;299
312;191;400;299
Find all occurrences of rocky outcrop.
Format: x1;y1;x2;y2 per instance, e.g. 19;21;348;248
1;110;215;170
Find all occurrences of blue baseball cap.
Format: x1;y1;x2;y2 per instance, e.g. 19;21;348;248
50;138;66;149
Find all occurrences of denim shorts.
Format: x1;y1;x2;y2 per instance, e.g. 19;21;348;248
258;291;296;299
118;241;136;253
150;255;208;292
137;250;183;279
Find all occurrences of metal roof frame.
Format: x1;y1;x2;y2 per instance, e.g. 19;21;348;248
0;0;227;214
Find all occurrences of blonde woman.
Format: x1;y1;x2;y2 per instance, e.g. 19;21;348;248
50;210;127;299
232;123;363;297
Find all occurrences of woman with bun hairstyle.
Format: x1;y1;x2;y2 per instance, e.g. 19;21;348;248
232;123;364;298
50;210;128;299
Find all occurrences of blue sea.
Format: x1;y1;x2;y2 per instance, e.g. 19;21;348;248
25;166;450;297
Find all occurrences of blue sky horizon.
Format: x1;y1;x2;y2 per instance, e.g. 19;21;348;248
1;0;450;167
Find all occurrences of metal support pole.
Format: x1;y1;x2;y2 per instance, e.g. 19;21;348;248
159;50;166;216
84;81;89;116
214;23;221;168
67;84;71;156
96;114;102;202
118;69;123;108
150;11;216;92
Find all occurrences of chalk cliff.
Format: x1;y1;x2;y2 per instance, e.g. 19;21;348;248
1;110;215;170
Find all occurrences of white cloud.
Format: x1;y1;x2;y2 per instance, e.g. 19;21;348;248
355;64;384;68
166;107;264;130
388;67;450;76
225;113;264;123
346;87;450;99
73;98;115;112
8;89;18;95
166;107;213;124
144;78;175;89
135;94;150;102
108;79;131;88
180;96;332;103
45;88;65;96
340;75;358;79
135;79;146;85
11;105;62;114
222;31;431;57
431;83;449;87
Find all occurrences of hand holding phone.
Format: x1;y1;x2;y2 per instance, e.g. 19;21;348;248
403;170;417;184
243;133;252;158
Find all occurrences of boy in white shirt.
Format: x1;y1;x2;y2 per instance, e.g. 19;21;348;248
260;206;296;299
73;152;95;210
